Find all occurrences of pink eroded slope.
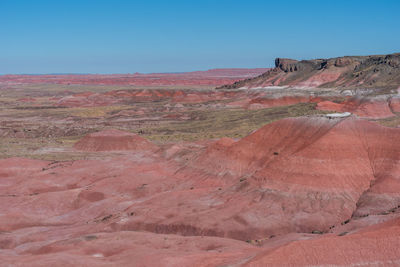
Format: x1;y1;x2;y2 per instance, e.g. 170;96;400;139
246;218;400;266
317;97;395;118
1;116;400;266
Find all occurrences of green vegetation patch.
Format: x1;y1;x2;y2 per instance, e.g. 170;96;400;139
142;103;330;142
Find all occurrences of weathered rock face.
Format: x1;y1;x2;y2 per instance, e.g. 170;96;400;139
334;57;355;67
218;53;400;89
275;58;299;72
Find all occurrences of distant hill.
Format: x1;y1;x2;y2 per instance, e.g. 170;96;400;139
217;53;400;90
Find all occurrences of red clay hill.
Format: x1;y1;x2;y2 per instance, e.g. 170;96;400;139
2;115;400;266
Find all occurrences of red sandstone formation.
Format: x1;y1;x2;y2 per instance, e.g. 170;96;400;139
74;129;158;152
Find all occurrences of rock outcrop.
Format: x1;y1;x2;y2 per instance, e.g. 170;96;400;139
218;53;400;90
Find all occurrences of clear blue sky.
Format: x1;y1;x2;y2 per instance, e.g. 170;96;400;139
1;0;399;74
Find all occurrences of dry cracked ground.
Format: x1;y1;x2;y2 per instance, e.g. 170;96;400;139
1;68;400;266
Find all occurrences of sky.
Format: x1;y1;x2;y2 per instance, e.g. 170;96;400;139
1;0;399;74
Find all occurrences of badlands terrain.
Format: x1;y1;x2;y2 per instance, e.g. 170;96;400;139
1;55;400;266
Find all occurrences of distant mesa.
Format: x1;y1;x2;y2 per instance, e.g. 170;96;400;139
218;53;400;90
74;129;158;152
